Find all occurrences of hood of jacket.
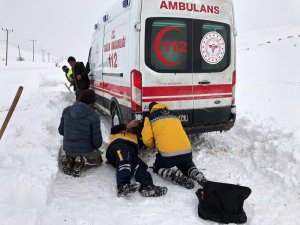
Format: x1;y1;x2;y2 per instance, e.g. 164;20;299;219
70;101;95;119
150;103;168;113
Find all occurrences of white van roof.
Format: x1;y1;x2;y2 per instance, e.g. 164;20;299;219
96;1;133;27
96;0;235;27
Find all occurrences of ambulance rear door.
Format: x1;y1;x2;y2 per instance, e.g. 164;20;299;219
140;0;194;126
191;0;235;125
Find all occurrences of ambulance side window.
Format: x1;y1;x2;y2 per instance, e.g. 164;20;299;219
90;41;100;70
195;22;230;72
145;18;192;73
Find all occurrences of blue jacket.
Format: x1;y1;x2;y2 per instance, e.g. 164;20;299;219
58;101;102;154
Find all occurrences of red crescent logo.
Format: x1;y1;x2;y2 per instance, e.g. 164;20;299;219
154;26;185;66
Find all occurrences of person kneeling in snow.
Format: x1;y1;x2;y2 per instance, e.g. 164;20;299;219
106;119;168;198
58;89;103;177
142;102;208;189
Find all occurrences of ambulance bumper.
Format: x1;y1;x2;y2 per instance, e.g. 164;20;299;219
184;113;236;134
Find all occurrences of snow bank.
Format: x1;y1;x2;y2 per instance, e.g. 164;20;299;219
0;48;74;224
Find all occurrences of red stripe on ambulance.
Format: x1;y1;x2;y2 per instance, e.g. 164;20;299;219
92;81;233;102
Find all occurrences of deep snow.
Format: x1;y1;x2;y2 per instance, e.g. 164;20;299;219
0;26;300;225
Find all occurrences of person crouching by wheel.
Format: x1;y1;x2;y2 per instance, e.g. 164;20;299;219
142;102;208;189
58;89;103;177
106;119;168;198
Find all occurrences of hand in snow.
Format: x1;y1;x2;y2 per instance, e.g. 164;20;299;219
76;75;81;80
126;120;139;129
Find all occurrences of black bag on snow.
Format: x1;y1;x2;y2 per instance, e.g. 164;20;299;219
196;181;251;224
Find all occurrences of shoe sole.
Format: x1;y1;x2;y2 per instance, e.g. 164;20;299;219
117;183;141;198
141;187;168;197
72;157;82;177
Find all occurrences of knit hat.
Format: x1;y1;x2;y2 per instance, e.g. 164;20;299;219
62;65;68;73
79;89;96;104
148;102;158;112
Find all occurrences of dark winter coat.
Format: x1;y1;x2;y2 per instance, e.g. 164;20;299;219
58;101;102;155
73;62;90;90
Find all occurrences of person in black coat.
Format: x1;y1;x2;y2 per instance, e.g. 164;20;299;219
58;89;102;177
68;56;90;99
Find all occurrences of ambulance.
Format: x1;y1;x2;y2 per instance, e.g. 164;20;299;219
88;0;237;133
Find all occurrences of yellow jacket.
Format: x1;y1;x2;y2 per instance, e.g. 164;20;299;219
106;124;139;153
142;104;191;157
66;69;73;82
109;131;138;146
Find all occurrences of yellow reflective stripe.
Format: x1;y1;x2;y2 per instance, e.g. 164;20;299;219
117;150;123;161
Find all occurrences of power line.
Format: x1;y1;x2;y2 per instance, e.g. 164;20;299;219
1;28;13;66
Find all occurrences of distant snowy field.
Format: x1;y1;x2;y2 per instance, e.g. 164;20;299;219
0;26;299;225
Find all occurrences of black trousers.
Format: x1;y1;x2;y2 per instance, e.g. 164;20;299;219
106;143;153;189
153;152;196;176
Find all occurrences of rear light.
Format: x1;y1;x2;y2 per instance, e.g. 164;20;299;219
232;70;236;105
131;70;142;112
232;70;236;86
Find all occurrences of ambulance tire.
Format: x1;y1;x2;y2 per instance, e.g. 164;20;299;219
110;102;123;126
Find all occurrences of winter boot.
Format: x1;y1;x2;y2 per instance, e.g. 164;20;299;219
72;156;83;177
140;184;168;197
61;155;74;175
188;166;208;187
117;182;141;198
158;168;194;189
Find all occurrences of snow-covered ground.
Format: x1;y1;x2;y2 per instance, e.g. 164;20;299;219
0;26;300;225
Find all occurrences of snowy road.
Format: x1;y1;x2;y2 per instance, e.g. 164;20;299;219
37;112;300;225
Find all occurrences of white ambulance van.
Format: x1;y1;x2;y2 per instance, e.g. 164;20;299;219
88;0;237;133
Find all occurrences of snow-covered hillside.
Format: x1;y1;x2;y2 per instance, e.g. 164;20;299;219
0;26;300;225
237;26;300;131
0;43;44;65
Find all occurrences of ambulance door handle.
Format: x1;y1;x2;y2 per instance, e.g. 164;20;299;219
198;81;211;85
88;73;94;77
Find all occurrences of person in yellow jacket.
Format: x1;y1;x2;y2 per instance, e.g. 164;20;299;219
106;119;168;198
62;65;76;91
142;102;208;189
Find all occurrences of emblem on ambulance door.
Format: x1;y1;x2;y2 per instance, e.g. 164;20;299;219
200;31;225;65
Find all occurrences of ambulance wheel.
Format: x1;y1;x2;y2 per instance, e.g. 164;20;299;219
111;103;123;126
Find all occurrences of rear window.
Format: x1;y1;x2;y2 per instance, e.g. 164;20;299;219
145;18;231;73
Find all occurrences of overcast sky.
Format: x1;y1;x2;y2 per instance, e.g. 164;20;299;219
0;0;117;61
1;0;300;61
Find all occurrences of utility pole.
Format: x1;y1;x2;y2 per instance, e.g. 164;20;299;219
47;52;51;63
17;45;21;59
30;39;37;62
1;28;13;66
41;50;46;62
